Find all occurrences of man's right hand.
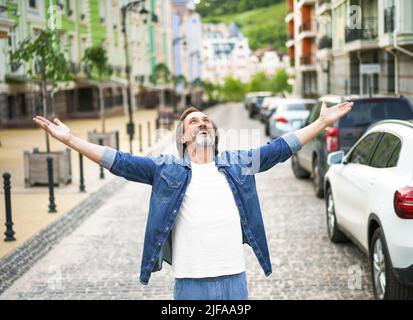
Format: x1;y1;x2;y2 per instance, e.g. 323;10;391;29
33;116;72;145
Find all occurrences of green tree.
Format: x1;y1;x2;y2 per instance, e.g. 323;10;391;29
151;63;172;109
11;29;72;152
82;44;113;133
221;76;246;102
203;81;219;102
247;72;270;93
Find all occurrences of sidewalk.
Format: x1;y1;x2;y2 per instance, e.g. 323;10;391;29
0;108;171;259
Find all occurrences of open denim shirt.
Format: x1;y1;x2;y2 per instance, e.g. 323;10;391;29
100;132;302;285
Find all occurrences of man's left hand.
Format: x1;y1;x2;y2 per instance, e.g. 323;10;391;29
319;101;354;127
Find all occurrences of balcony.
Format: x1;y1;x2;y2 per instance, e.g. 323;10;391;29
286;32;295;48
300;55;313;65
345;17;378;42
344;16;379;51
297;0;316;9
318;36;332;49
287;0;294;13
298;21;316;39
285;0;294;23
317;0;331;16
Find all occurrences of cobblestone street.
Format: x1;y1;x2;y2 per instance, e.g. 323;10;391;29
0;103;373;299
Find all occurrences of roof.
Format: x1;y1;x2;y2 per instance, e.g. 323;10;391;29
280;98;316;104
369;119;413;130
319;94;407;103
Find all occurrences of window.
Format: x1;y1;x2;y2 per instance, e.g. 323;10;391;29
29;0;37;9
306;102;321;124
369;133;401;168
349;132;382;165
339;99;413;128
387;142;401;168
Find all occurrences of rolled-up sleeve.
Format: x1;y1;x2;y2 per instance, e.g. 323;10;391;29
281;132;302;153
99;147;156;185
251;132;302;174
100;146;117;170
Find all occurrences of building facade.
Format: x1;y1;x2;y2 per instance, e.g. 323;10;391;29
0;0;177;128
201;22;252;84
286;0;413;102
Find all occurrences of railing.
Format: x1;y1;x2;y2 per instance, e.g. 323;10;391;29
318;0;331;6
384;5;395;33
300;55;314;65
345;17;378;42
318;36;332;49
299;21;315;33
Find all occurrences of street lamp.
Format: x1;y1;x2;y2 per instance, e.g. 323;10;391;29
121;0;149;153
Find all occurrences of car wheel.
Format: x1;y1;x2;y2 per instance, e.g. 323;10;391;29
326;188;349;243
291;154;310;179
370;228;413;300
312;157;324;198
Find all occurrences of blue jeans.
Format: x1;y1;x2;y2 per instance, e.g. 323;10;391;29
173;272;249;300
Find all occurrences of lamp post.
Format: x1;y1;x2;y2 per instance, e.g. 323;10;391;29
121;0;149;153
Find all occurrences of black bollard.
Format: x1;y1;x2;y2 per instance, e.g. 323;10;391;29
98;138;105;179
3;173;16;242
148;121;152;147
47;157;57;213
115;130;120;151
138;124;143;153
79;153;86;193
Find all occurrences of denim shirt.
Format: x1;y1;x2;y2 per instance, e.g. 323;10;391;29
100;132;302;285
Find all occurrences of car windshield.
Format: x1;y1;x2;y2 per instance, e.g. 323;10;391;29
339;99;413;128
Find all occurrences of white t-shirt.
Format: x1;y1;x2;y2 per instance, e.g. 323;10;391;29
171;161;246;278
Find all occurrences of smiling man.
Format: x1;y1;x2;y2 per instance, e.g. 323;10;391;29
33;101;353;300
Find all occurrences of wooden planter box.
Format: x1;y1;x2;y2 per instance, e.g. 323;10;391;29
24;148;72;187
87;130;119;150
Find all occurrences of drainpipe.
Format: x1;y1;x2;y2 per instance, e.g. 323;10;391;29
385;48;399;95
356;51;363;95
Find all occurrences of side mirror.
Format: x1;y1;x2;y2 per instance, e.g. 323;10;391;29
327;151;345;165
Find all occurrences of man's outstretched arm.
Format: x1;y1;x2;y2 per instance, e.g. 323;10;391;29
254;101;354;173
294;101;354;146
33;116;104;165
33;116;156;185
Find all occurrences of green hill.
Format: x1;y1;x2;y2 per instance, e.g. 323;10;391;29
201;3;287;52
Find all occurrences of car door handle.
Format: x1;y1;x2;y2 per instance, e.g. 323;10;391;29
368;178;376;186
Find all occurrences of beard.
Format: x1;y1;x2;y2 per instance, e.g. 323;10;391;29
194;132;215;149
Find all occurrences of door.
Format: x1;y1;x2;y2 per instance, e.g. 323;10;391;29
333;132;382;242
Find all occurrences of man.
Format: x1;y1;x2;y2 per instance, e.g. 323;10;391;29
33;101;353;300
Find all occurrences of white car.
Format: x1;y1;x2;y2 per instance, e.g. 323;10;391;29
268;98;315;139
324;119;413;300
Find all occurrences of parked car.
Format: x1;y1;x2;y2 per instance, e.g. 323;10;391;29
259;96;278;123
268;98;315;139
246;92;272;118
291;95;413;198
264;98;285;136
324;120;413;299
244;92;260;110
